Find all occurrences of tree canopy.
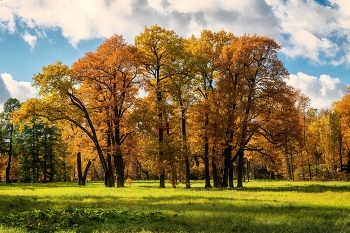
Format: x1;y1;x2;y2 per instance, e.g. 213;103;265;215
4;25;349;186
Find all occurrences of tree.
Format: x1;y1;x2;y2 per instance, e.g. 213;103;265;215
0;98;21;183
217;35;290;187
73;34;140;187
335;93;350;173
135;25;183;188
76;152;92;185
188;30;235;188
14;62;114;187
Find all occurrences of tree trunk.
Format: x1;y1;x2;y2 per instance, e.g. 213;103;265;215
43;135;47;183
204;135;211;188
185;156;191;188
107;152;115;185
229;164;234;188
290;153;294;181
212;158;219;188
171;163;177;188
156;88;166;188
106;128;115;186
182;108;191;188
114;153;124;188
82;160;92;185
77;152;92;186
159;170;165;188
77;152;84;185
5;155;12;184
237;148;244;187
49;148;54;182
246;159;250;182
222;146;231;187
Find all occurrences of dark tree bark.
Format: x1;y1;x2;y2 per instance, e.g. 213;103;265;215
229;164;234;188
237;148;244;188
212;158;219;188
114;152;124;188
77;152;92;186
222;145;232;187
204;135;211;188
107;152;114;185
181;108;191;188
159;171;166;188
158;90;166;189
246;159;250;182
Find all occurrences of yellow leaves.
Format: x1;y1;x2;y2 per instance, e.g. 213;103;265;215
34;61;73;97
135;25;182;76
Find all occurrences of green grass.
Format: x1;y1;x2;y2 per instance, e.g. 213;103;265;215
0;180;349;232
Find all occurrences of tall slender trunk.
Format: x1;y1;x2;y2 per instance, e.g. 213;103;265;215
35;129;39;183
181;108;190;188
212;148;219;187
157;87;166;188
204;112;211;188
77;152;84;185
43;134;47;183
114;153;124;188
204;135;211;188
106;126;115;187
185;156;190;188
222;146;231;187
229;164;234;188
307;153;312;180
339;133;343;171
237;147;244;187
303;113;312;180
49;145;54;182
5;155;12;183
159;171;165;188
290;152;294;181
246;159;250;182
107;152;114;185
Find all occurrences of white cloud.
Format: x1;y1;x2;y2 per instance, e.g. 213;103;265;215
285;72;347;109
0;3;16;32
1;73;38;104
0;0;280;46
0;0;350;67
21;31;37;50
266;0;350;65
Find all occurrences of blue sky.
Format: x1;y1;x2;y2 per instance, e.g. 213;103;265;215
0;0;349;109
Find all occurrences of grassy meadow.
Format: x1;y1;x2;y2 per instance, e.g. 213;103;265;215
0;180;349;233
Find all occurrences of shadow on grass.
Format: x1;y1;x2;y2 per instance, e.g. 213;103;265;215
1;181;350;232
0;193;348;233
240;184;350;193
187;182;350;193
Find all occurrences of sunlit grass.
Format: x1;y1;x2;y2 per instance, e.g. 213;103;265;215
0;180;349;232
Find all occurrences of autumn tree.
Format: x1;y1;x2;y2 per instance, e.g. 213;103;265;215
72;34;140;187
216;35;291;187
14;62;115;186
135;25;183;188
162;37;200;188
335;94;350;173
188;30;235;187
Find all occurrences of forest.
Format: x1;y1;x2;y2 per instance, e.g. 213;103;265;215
1;25;350;188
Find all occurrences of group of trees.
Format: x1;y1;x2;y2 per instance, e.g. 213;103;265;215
1;25;349;187
0;98;70;183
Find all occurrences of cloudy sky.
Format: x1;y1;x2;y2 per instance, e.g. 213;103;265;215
0;0;349;109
